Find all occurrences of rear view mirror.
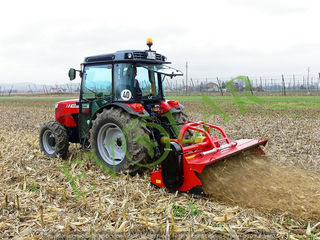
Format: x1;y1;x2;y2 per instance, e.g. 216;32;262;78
68;68;76;81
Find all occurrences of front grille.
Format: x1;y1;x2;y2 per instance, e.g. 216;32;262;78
155;53;162;61
133;52;146;59
133;51;163;61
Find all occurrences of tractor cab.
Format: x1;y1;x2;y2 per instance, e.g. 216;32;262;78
69;39;182;106
66;39;183;141
81;62;178;104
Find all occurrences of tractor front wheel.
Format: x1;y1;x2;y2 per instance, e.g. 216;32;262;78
39;121;69;159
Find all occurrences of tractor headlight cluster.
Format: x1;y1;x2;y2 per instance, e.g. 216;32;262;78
125;53;133;59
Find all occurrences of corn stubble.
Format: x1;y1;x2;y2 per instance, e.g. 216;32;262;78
0;99;320;239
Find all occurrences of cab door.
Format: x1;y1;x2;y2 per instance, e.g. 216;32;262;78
79;64;113;142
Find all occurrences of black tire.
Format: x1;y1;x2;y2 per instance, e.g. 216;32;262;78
172;111;192;139
89;107;151;174
39;121;69;159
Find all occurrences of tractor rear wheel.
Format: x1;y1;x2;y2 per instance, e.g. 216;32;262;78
39;121;69;159
172;112;192;138
90;107;150;174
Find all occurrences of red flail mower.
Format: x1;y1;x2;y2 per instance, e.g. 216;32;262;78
151;121;267;194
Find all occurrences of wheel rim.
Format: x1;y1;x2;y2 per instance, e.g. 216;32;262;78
42;129;56;154
97;123;126;166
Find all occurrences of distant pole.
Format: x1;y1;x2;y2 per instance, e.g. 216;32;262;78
185;61;188;94
28;85;33;94
307;67;310;91
217;77;223;96
318;73;320;96
247;76;254;96
197;79;199;93
282;74;286;96
181;78;185;96
190;78;195;88
175;79;177;93
190;78;193;94
8;86;13;96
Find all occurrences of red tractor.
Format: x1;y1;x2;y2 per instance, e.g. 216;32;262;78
40;39;267;193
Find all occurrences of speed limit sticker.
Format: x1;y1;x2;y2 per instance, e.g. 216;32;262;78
120;89;132;101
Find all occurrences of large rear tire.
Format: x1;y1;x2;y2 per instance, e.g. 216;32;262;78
39;121;69;159
172;111;192;139
90;107;150;174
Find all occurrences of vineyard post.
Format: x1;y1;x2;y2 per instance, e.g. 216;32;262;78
216;77;223;96
282;74;286;96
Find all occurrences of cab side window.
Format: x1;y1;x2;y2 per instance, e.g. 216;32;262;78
83;65;112;99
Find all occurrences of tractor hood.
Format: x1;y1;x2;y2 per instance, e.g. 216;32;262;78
55;99;79;127
55;99;79;109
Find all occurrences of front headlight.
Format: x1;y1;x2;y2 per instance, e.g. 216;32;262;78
55;103;58;109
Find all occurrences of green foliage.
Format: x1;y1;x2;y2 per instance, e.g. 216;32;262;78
172;203;202;218
285;218;294;224
134;135;158;158
28;182;39;192
172;204;186;217
308;235;315;240
169;95;320;104
268;102;320;110
201;94;233;123
188;202;201;216
85;150;116;179
59;156;97;199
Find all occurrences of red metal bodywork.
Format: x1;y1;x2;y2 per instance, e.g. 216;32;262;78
55;99;180;128
158;100;182;115
151;121;268;192
55;99;79;127
125;103;149;115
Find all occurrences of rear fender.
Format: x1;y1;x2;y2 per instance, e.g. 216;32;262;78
89;103;150;127
159;101;184;116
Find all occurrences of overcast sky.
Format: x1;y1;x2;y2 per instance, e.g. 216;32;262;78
0;0;319;84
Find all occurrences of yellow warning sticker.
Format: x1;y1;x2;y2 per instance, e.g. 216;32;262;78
185;154;197;159
156;179;162;184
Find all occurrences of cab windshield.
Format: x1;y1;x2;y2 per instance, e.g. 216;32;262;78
114;63;165;101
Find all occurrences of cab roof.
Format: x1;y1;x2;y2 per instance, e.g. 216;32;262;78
83;50;170;64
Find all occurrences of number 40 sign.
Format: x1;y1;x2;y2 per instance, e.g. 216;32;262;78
121;89;132;101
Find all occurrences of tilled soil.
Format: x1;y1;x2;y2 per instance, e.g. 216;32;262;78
0;99;320;239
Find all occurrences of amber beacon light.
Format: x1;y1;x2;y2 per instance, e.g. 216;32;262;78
146;38;153;50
